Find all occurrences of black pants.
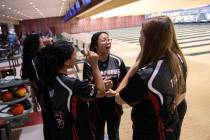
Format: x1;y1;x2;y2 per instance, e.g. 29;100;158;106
94;113;121;140
89;98;122;140
177;99;187;139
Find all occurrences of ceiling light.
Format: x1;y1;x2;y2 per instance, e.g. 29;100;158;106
2;15;5;17
8;7;11;10
30;2;33;5
1;4;6;7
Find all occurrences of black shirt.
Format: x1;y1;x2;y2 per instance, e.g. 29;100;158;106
120;58;183;140
83;54;127;118
40;74;97;140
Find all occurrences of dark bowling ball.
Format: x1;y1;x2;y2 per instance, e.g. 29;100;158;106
19;99;31;110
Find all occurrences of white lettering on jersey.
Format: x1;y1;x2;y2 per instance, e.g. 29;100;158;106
100;69;120;79
49;89;55;98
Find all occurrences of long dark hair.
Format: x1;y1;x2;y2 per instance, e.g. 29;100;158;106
35;42;75;87
21;34;40;79
89;31;109;53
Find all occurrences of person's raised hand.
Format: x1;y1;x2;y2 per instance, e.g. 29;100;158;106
87;50;99;67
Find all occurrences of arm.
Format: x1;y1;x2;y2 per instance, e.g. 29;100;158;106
116;51;142;93
173;93;186;107
106;89;126;105
87;51;105;97
106;73;147;106
116;63;138;93
170;93;186;112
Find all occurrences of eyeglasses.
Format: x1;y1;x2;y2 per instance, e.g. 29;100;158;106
99;38;112;44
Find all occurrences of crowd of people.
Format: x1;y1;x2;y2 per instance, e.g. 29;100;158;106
21;15;187;140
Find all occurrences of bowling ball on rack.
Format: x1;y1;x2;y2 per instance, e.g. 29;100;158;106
18;85;29;92
11;103;24;116
19;99;31;110
15;86;27;97
1;90;14;102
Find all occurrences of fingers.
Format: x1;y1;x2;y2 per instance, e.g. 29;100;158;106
86;51;99;67
104;79;113;90
105;89;117;97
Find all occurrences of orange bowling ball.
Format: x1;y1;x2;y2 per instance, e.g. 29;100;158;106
11;104;24;116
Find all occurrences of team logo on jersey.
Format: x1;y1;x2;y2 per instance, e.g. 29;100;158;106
48;89;55;98
55;112;65;129
100;69;120;79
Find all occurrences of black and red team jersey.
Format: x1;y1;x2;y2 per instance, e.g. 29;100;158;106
39;74;97;140
120;57;186;140
83;54;127;118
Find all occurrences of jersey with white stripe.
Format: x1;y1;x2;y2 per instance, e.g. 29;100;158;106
120;58;182;140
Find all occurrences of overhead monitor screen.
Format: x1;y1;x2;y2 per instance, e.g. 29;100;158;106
71;7;76;16
82;0;92;6
75;0;81;11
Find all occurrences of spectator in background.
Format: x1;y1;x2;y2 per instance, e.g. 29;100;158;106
83;31;127;140
46;27;53;38
7;30;17;48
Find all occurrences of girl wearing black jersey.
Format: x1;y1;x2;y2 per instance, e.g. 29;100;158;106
83;31;127;140
107;16;187;140
35;43;105;140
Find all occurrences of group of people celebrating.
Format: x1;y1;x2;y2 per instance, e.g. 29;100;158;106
21;15;187;140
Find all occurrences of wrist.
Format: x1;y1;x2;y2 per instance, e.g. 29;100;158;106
172;102;177;107
91;65;99;70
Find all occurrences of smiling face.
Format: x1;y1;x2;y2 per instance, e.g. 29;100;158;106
96;33;112;55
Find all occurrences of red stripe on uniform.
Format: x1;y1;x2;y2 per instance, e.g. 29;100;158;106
148;92;165;140
71;96;79;140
